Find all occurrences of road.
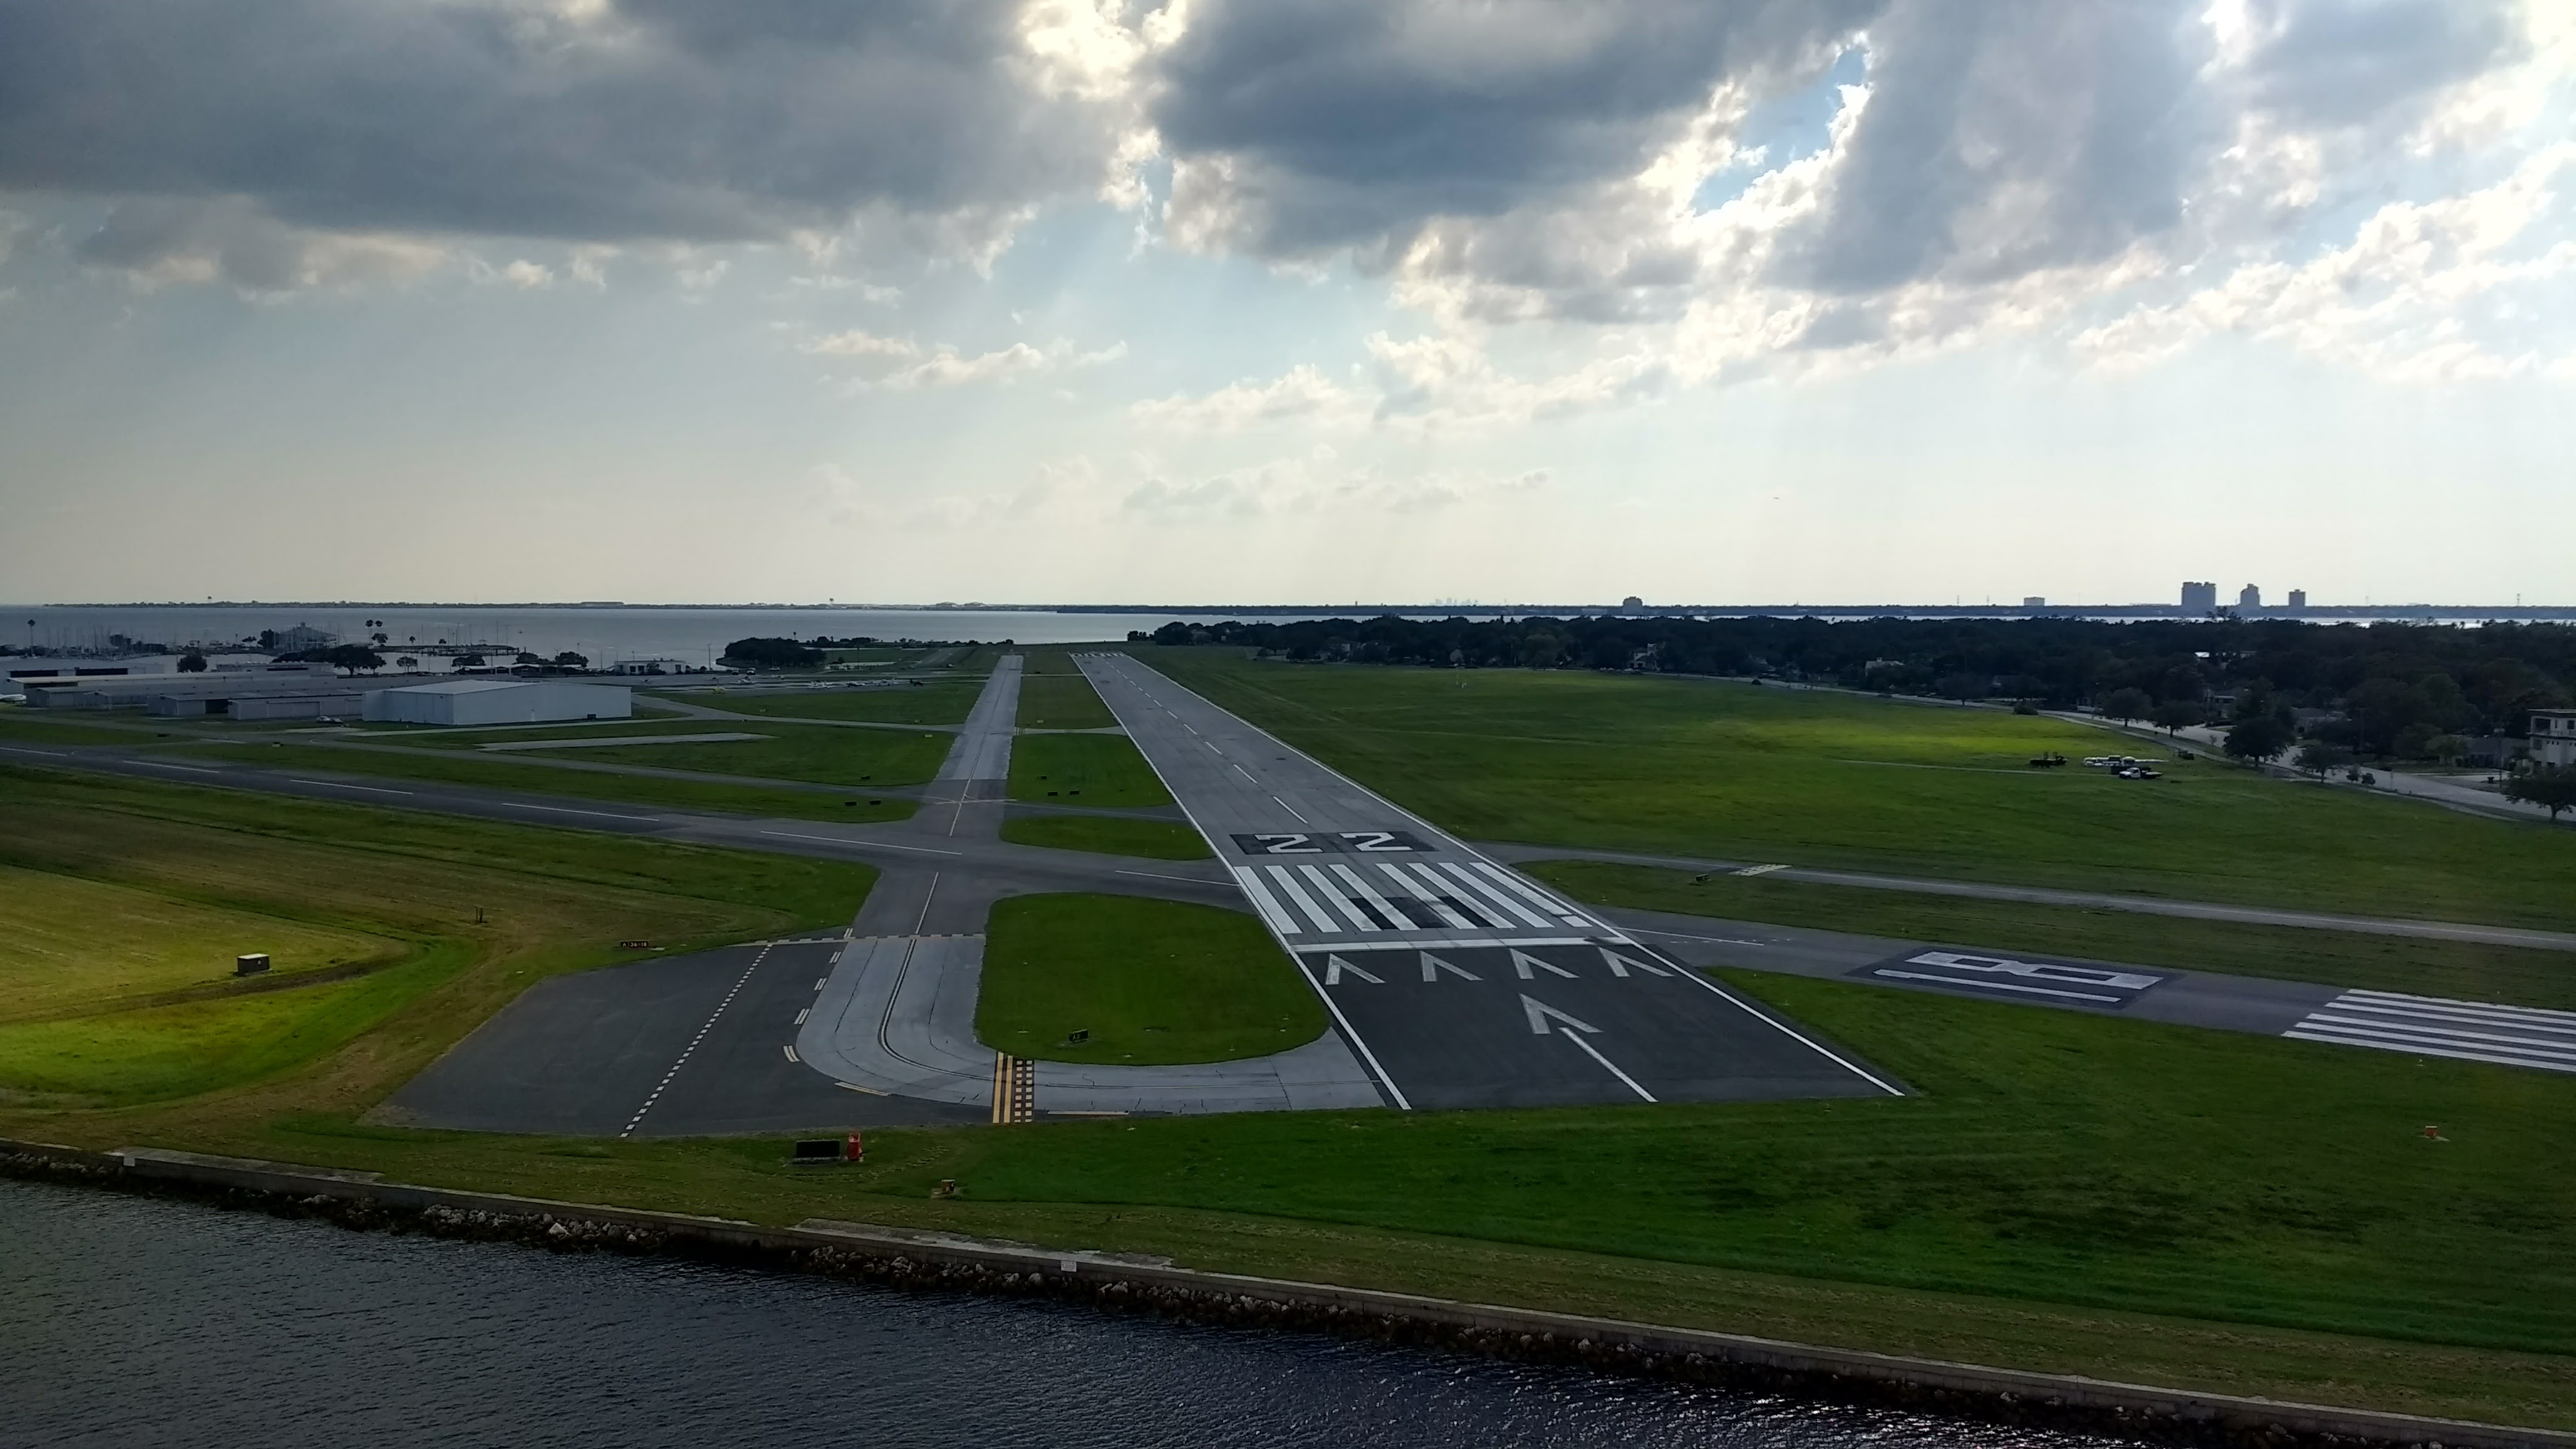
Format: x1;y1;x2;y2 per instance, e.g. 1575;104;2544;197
1077;653;1904;1109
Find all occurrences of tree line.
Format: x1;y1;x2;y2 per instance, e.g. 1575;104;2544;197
1134;614;2576;754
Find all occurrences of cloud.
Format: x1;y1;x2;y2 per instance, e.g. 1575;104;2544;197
0;0;1131;285
1151;0;1881;259
2074;141;2576;382
804;329;1123;389
1129;365;1365;430
72;195;447;293
1121;452;1552;520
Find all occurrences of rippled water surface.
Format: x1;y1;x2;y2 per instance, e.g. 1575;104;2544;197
3;1180;2152;1449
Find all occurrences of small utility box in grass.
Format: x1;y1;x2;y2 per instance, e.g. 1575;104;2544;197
235;953;271;977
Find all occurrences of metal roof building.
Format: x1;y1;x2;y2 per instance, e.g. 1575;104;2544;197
362;679;632;727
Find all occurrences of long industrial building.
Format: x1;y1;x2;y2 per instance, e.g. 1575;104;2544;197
363;679;632;726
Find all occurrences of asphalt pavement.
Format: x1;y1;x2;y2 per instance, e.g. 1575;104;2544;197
1078;653;1905;1108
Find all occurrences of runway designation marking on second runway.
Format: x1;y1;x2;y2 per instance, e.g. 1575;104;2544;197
1853;949;2167;1009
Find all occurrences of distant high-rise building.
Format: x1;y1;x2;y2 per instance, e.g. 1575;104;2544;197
2286;589;2307;613
2181;581;2217;612
2022;596;2046;610
2239;584;2263;611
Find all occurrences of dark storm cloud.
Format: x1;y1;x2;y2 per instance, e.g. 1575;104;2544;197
1782;0;2215;294
0;0;1114;248
2240;0;2524;128
1149;0;1886;255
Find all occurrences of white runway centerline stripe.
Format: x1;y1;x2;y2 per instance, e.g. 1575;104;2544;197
2284;988;2576;1074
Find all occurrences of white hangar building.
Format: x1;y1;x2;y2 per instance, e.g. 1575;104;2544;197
363;679;633;727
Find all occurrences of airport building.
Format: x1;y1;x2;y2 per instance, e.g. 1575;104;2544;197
2534;710;2576;768
15;663;379;721
363;679;632;727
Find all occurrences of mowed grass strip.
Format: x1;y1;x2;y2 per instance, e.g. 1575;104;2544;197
1531;859;2576;1012
0;710;172;746
0;863;406;1022
393;718;947;787
998;814;1211;861
0;767;875;1109
976;894;1323;1064
659;678;985;726
1008;731;1171;807
1015;673;1116;730
934;970;2576;1359
172;741;916;822
1145;650;2576;931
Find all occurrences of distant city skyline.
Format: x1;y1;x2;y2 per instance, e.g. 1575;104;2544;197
1;1;2570;604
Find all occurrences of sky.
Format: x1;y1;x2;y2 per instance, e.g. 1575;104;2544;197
1;0;2572;607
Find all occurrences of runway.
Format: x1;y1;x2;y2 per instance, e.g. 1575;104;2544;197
1077;653;1902;1109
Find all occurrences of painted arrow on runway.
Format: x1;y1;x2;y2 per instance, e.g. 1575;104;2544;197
1520;993;1657;1103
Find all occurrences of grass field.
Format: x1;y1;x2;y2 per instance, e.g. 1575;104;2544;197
394;718;950;788
975;894;1324;1064
997;814;1211;860
1016;674;1117;731
1142;650;2576;931
0;710;170;746
656;679;985;726
1530;860;2576;1011
0;864;406;1022
0;767;875;1109
173;741;917;822
1008;732;1172;807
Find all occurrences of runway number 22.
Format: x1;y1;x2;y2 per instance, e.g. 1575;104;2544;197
1248;833;1325;853
1341;831;1408;851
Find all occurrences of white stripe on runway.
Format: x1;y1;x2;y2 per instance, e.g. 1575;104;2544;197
1265;863;1342;934
1437;861;1556;929
1326;863;1405;930
1230;866;1302;934
1469;861;1596;928
1297;863;1382;933
1406;863;1502;928
1376;863;1474;929
2282;989;2576;1075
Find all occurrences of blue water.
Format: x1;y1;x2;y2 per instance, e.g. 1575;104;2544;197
0;1180;2152;1449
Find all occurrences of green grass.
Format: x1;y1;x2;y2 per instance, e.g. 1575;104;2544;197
1015;673;1116;730
998;814;1211;861
975;894;1324;1064
392;718;950;788
173;741;917;822
0;947;469;1105
0;863;406;1020
668;679;985;725
0;765;874;1108
1528;860;2576;1012
1007;732;1172;807
1142;650;2576;931
0;710;168;746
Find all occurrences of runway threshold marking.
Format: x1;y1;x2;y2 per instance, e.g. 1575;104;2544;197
621;943;772;1138
2284;988;2576;1074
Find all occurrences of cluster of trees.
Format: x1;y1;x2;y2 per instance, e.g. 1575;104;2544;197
1136;615;2576;760
721;637;824;669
